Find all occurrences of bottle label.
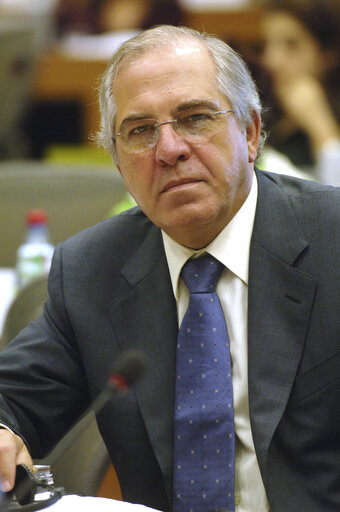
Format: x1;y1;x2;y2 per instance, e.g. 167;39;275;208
16;245;54;290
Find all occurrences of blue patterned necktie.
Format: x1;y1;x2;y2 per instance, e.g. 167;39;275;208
173;254;235;512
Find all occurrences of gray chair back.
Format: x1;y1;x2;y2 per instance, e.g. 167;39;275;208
1;274;48;348
40;411;112;497
0;162;126;267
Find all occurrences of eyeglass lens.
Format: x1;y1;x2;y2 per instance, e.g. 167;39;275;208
114;110;233;153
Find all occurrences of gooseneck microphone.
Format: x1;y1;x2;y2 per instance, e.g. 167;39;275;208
6;349;147;511
91;349;146;416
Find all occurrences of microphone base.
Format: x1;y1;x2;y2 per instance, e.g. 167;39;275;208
6;464;65;511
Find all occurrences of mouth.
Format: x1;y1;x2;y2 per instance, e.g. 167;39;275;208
162;178;203;193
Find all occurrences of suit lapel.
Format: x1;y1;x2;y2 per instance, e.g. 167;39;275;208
248;171;317;484
108;226;177;501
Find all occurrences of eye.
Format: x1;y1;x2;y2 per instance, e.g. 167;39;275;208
178;111;216;133
128;123;155;138
182;112;213;124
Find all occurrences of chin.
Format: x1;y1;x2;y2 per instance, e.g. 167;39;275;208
159;207;218;231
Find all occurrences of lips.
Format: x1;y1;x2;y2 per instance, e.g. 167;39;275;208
162;177;202;193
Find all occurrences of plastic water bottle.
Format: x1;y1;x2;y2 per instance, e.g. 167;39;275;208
16;209;55;290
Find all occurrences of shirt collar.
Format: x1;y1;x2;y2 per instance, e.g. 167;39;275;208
162;173;258;300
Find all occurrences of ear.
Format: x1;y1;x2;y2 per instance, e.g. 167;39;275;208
246;110;261;163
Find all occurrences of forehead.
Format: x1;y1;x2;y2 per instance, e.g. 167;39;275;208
113;42;224;122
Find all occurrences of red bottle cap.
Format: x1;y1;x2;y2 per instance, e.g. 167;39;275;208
26;209;48;225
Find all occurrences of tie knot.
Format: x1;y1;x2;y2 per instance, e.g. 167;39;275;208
181;255;224;294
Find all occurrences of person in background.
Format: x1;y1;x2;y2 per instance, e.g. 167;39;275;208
0;24;340;512
258;0;340;178
55;0;182;35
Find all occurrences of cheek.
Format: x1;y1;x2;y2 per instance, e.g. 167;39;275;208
118;156;153;204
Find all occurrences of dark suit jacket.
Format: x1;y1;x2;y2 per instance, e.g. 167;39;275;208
0;169;340;511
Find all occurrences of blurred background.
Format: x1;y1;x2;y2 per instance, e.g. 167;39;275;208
0;0;338;170
0;0;339;501
0;0;262;162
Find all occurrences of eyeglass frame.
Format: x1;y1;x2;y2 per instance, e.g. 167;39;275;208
111;109;235;153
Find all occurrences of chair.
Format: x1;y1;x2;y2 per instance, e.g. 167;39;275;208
0;161;126;268
39;411;115;498
1;273;48;349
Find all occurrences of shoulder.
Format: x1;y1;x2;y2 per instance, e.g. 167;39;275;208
54;206;160;267
256;168;340;241
256;168;340;209
64;206;155;246
47;206;163;302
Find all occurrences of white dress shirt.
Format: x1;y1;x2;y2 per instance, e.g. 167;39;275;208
162;173;271;512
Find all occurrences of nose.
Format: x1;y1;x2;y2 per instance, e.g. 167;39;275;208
154;122;191;167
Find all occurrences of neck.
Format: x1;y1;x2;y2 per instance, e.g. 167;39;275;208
164;222;226;250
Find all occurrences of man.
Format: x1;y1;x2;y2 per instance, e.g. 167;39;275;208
0;25;340;512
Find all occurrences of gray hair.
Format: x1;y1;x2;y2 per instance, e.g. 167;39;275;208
94;25;266;160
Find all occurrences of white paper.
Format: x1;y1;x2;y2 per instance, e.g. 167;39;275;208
44;495;161;512
178;0;251;10
0;268;16;337
57;31;140;60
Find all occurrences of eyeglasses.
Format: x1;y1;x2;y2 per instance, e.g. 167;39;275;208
112;109;235;154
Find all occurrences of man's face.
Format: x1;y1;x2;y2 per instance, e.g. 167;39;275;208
113;41;259;249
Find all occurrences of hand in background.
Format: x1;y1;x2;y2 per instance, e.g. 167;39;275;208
273;73;340;155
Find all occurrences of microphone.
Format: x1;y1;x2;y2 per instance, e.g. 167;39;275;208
6;349;147;511
48;348;147;466
91;349;146;416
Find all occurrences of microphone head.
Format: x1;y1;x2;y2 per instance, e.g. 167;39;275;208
108;349;147;391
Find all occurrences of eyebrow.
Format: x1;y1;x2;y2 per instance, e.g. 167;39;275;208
117;99;221;131
174;99;220;114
